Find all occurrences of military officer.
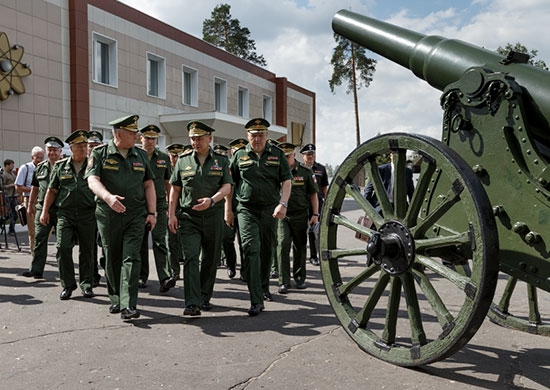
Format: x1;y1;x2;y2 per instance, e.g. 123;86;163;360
300;143;329;266
40;130;96;299
165;143;185;279
168;121;233;316
138;124;177;292
276;143;319;294
85;114;157;320
229;118;292;316
87;130;105;287
22;136;63;279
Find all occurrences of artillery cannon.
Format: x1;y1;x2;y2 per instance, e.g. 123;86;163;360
319;9;550;366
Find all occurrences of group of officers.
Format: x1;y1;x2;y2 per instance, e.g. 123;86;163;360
18;114;329;319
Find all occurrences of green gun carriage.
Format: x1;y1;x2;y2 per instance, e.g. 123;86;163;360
320;9;550;366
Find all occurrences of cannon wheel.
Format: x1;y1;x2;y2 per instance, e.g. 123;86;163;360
487;276;550;336
319;133;499;366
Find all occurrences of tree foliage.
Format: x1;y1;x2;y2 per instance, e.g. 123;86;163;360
329;33;377;147
496;42;547;70
202;3;267;67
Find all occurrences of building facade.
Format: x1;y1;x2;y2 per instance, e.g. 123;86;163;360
0;0;315;164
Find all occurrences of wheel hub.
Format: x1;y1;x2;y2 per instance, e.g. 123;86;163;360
366;220;415;275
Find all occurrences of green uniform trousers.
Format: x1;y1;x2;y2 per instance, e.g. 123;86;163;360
237;205;277;305
277;214;308;287
56;210;96;290
167;228;183;278
96;208;146;309
28;207;56;275
139;208;171;284
178;208;223;307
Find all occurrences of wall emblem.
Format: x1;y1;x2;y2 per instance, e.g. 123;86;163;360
0;32;32;101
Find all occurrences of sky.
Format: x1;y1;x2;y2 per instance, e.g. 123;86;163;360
118;0;550;169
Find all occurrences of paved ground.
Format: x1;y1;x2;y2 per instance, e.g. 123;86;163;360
1;208;549;390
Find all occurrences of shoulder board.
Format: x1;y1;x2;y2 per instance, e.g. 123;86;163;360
55;157;70;165
37;160;49;167
213;150;227;157
180;149;193;157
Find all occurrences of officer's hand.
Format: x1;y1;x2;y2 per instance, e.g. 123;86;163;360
309;215;319;225
272;204;287;219
225;210;234;227
168;215;178;234
39;210;49;226
192;197;211;212
106;194;126;213
145;214;156;231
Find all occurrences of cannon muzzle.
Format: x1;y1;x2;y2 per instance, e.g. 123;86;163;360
332;9;550;132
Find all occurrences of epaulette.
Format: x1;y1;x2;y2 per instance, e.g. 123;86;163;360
213;149;227;157
37;159;50;168
55;157;70;165
180;148;193;157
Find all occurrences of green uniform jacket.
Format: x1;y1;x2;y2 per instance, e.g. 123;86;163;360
287;163;319;217
145;148;171;211
170;148;233;216
49;157;95;213
31;160;56;211
84;140;154;214
230;143;292;208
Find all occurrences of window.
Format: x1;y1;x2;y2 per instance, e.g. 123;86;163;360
92;32;117;87
182;65;198;106
262;95;273;123
146;52;166;99
214;77;227;113
238;86;249;118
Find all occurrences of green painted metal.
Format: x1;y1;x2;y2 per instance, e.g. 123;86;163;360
319;134;499;366
327;9;550;347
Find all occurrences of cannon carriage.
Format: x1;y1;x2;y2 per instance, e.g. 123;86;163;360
319;10;550;366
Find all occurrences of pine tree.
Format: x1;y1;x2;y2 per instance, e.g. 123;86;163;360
203;4;267;67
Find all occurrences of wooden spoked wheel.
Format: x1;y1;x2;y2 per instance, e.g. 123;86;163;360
319;133;499;366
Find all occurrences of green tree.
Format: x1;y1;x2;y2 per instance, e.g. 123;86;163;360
329;33;377;147
496;42;547;70
203;3;267;67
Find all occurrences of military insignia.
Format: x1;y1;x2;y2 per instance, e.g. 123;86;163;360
87;156;93;168
184;165;193;170
211;160;222;171
240;156;251;161
105;158;118;165
267;156;279;161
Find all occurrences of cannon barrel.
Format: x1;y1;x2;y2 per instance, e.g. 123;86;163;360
332;9;550;134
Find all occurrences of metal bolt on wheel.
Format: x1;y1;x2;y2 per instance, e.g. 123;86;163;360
319;133;499;366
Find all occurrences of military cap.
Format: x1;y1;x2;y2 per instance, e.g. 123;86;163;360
88;130;103;144
245;117;270;133
108;114;139;132
44;136;64;149
140;124;161;138
187;121;214;137
278;142;296;156
65;130;89;145
213;144;229;156
166;143;184;156
267;138;280;146
228;138;248;151
300;143;316;154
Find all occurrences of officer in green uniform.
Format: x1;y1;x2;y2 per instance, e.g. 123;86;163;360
229;118;292;316
87;130;105;287
168;121;233;316
275;143;319;294
138;124;177;292
227;138;248;281
40;131;96;299
213;143;232;270
165;143;185;279
85;114;157;320
22;136;63;279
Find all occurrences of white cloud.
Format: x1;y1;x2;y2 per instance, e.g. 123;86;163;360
118;0;550;168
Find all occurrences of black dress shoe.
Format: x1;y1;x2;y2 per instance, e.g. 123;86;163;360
159;276;176;293
269;270;278;279
121;307;140;320
296;281;307;289
278;284;289;294
239;275;247;283
82;289;95;298
109;304;121;314
263;291;274;301
22;271;42;278
138;280;147;288
59;285;77;300
248;303;265;316
200;302;213;311
310;257;320;266
183;305;201;316
227;267;236;279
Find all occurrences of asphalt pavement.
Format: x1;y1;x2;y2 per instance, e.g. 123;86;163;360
1;207;548;390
